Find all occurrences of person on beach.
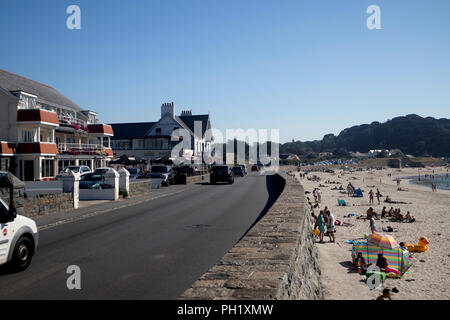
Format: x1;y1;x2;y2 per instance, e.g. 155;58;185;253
354;252;368;274
317;211;326;243
376;254;388;272
376;289;392;300
381;206;388;218
376;189;382;205
369;189;374;204
370;216;379;233
327;211;336;243
317;188;322;203
388;207;394;217
405;211;415;223
367;207;379;219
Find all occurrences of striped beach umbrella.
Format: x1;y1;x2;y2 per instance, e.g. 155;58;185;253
367;233;399;249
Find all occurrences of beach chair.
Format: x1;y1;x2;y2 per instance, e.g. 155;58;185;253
338;199;347;206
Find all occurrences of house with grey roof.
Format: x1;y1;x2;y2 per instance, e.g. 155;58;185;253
0;69;114;181
110;102;212;165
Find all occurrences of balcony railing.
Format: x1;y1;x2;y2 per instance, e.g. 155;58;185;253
58;115;88;129
58;143;108;156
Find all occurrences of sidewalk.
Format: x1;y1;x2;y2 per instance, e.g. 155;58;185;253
35;184;193;230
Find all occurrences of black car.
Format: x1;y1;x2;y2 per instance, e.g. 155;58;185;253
210;165;234;184
232;166;244;177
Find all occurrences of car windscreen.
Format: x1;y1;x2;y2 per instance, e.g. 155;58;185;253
80;173;103;181
151;166;169;173
127;168;138;174
65;167;80;173
212;166;229;172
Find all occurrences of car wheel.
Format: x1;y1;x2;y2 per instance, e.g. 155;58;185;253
10;236;33;271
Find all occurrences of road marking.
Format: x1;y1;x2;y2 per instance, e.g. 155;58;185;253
38;187;193;231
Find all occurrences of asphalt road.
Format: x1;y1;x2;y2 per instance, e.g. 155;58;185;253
0;173;280;299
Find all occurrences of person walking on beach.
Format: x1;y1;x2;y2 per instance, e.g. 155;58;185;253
370;216;379;234
317;211;326;243
376;188;381;205
317;188;322;203
327;211;336;243
369;189;374;205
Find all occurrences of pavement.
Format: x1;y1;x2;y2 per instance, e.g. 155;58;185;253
0;173;278;299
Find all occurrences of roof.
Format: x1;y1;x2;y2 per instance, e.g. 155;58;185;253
178;114;210;136
109;114;211;140
109;122;156;140
0;69;82;112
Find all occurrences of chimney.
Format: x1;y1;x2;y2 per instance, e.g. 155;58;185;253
161;102;175;118
181;110;192;116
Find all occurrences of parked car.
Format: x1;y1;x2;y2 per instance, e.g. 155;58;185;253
125;168;142;179
60;165;91;175
251;164;260;172
79;172;113;189
232;166;245;177
148;165;174;186
94;167;114;174
210;165;234;184
0;192;38;271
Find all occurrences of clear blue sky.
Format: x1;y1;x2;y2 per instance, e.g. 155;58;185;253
1;0;449;143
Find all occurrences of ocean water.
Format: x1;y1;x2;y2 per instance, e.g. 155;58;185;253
406;173;450;191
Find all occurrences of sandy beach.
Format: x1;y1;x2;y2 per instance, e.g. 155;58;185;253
299;166;450;300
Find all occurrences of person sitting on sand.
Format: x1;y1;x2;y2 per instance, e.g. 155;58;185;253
376;289;392;300
388;207;394;217
381;206;388;218
353;252;368;274
393;209;404;222
376;254;388;272
385;195;392;203
405;211;415;223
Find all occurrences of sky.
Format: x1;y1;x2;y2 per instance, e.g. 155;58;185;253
0;0;449;143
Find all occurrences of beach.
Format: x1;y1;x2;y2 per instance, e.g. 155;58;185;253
300;166;450;300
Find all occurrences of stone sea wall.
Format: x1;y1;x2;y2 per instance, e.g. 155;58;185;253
129;180;152;197
179;173;323;300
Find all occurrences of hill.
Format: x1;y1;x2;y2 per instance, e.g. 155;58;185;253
281;114;450;157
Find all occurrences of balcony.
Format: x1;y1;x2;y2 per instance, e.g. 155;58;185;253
57;116;91;134
58;143;108;156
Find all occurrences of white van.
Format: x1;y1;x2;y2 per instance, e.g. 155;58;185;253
0;197;38;271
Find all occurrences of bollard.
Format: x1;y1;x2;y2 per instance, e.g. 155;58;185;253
104;169;120;200
118;168;130;195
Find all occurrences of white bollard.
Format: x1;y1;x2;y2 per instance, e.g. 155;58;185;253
104;169;119;200
58;172;80;208
118;168;130;195
73;172;80;209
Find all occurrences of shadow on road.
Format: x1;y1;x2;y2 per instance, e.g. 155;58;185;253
238;174;286;241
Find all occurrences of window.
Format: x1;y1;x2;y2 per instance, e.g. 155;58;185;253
41;159;55;178
21;130;34;142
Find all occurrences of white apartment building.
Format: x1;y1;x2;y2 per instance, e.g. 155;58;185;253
0;69;114;181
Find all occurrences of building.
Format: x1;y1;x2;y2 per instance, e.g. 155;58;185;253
0;69;114;181
110;102;212;165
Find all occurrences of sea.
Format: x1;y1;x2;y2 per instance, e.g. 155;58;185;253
404;173;450;191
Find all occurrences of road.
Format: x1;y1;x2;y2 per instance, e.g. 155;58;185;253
0;173;280;299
